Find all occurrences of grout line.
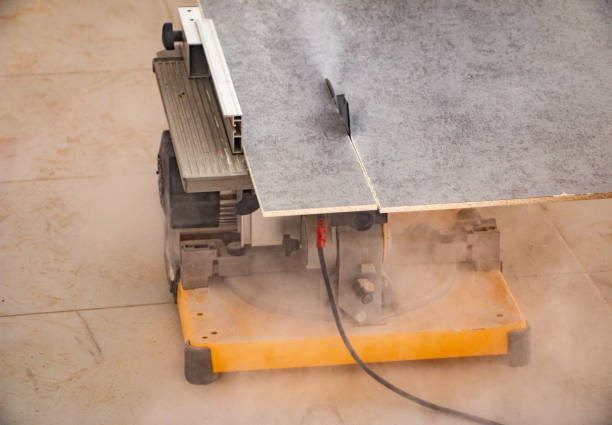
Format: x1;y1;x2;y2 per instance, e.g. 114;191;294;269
0;171;156;185
538;204;611;308
0;67;152;79
75;311;104;361
0;175;105;184
503;271;592;279
161;0;174;22
0;301;173;319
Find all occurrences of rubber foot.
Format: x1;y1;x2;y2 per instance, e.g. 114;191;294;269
184;343;219;384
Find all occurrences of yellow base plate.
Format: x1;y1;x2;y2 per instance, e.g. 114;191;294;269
177;270;526;373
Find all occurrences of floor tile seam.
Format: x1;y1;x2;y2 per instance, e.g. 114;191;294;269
0;67;152;79
585;273;612;309
503;271;592;279
3;270;608;318
538;204;611;307
0;170;156;185
161;0;174;22
0;301;174;319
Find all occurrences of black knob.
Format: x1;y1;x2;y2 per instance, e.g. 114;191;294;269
162;22;184;50
235;190;260;216
353;212;375;231
227;241;246;257
282;234;300;256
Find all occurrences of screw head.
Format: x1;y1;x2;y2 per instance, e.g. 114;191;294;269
355;310;367;323
361;293;373;304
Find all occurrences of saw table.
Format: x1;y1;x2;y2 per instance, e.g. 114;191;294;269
152;1;610;385
203;0;611;216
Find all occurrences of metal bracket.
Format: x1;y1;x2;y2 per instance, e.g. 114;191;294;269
180;240;217;289
177;8;210;78
336;225;385;325
177;7;243;153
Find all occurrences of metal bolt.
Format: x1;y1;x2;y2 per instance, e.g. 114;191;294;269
227;241;246;256
361;293;373;304
353;278;375;304
355;310;367;323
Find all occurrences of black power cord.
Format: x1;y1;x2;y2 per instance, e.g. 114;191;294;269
317;245;505;425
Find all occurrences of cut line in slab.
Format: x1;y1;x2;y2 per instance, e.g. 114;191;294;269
239;79;377;216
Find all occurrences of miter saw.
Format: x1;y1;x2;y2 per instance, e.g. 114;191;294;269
153;5;529;388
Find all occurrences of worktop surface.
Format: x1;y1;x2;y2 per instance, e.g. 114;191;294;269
203;0;612;215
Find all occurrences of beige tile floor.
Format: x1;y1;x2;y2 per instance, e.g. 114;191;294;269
1;1;611;424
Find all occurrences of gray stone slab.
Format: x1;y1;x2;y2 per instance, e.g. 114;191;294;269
203;0;612;214
202;1;377;216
